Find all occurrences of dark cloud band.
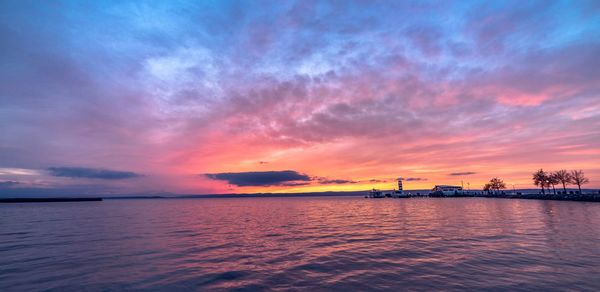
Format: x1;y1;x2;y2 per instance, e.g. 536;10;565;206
47;167;141;180
0;181;19;188
205;170;311;186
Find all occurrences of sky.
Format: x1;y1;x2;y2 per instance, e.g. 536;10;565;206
1;0;599;196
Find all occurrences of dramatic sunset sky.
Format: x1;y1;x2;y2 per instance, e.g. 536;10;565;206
1;1;599;196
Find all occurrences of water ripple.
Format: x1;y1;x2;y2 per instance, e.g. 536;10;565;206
1;197;600;291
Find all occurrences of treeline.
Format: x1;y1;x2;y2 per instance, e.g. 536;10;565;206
482;169;591;195
533;169;589;195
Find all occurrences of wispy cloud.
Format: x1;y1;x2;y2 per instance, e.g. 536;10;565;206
316;178;358;184
404;177;427;181
0;168;41;176
449;172;477;176
280;181;311;187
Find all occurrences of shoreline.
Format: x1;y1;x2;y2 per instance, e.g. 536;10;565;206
0;197;103;203
1;192;599;203
473;193;600;202
395;192;600;202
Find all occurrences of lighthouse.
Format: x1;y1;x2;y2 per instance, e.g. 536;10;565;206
397;177;403;194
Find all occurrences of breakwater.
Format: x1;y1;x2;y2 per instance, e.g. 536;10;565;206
423;191;600;202
0;197;103;203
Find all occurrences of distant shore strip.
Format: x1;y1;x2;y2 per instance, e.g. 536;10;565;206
2;192;600;203
0;197;102;203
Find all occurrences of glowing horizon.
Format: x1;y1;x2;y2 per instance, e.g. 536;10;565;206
1;1;599;196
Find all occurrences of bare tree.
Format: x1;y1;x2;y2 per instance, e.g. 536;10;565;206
485;177;506;193
533;169;548;195
553;170;572;194
491;177;506;192
570;170;589;194
483;183;491;192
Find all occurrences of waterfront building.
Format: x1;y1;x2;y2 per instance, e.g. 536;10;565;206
431;185;463;196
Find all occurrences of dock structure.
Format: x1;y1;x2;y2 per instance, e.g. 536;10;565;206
366;177;410;198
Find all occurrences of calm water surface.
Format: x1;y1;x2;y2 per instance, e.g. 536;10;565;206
2;197;600;291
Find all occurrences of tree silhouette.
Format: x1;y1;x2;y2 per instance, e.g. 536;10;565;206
570;170;589;194
553;170;572;194
484;177;506;193
548;173;559;195
483;183;491;192
533;169;549;195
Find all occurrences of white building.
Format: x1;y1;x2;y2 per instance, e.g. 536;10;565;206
432;185;463;195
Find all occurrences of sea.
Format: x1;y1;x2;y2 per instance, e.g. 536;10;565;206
1;197;600;291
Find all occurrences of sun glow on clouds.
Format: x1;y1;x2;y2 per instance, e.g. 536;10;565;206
0;0;599;195
0;168;42;176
